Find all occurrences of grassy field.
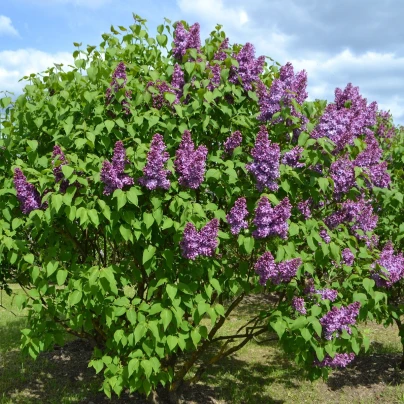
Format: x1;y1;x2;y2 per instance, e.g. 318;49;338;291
1;288;404;403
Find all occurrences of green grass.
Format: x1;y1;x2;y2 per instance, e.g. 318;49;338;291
1;288;404;403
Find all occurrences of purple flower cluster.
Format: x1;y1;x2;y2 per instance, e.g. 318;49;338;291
312;83;377;152
297;199;312;219
319;228;331;244
180;219;219;260
292;297;307;315
173;22;201;60
252;196;291;239
254;252;302;285
14;168;43;214
316;288;338;302
372;242;404;287
138;134;171;190
330;157;355;196
171;63;185;103
100;141;134;195
354;134;390;188
257;62;308;124
214;38;229;61
376;110;395;139
206;63;221;91
105;62;132;115
246;125;280;192
281;146;305;168
52;145;69;193
224;130;242;154
325;198;378;238
226;197;248;235
315;353;355;368
342;248;355;266
174;130;208;189
147;80;177;109
229;43;265;91
320;301;360;340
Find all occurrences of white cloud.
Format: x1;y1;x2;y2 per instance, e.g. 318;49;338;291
0;15;19;37
0;49;73;94
177;0;249;27
288;49;404;123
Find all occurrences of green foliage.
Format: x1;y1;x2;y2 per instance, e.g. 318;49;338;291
0;14;398;400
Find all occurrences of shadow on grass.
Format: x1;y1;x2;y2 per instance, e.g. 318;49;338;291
0;317;27;352
327;348;404;392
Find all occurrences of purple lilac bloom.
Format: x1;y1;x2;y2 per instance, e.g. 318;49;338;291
14;168;43;214
252;196;291;239
354;134;390;188
226;197;248;235
105;62;131;115
100;141;134;195
171;64;185;102
257;63;308;124
173;22;201;60
198;218;220;257
319;228;331;244
281;146;305;168
52;145;69;193
246;125;280;192
207;63;221;91
229;43;265;91
312;83;377;152
254;251;276;285
180;219;219;260
147;80;177;109
297;199;312;219
372;242;404;287
224;130;242;154
376;110;395;139
273;258;302;284
214;38;229;61
342;248;355;266
320;301;361;340
315;353;355;368
138;134;171;190
292;297;307;315
174;130;208;189
330;157;356;196
325;198;378;239
316;288;338;302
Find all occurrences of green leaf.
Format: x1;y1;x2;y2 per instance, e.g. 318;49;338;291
105;120;115;133
134;323;147;343
167;335;178;351
23;254;35;264
56;269;68;286
166;284;177;301
363;278;375;294
127;188;139;206
161;309;173;331
289;222;299;237
141;360;153;378
143;212;154;229
142;245;156;264
318;178;329;193
46;261;58;277
69;290;82;306
243;237;255;254
52;194;63;213
164;92;177;104
88;209;99;227
300;328;312;341
61;165;74;179
191;329;201;347
128;358;139;377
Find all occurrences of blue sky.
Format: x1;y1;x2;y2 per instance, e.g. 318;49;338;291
1;0;403;124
